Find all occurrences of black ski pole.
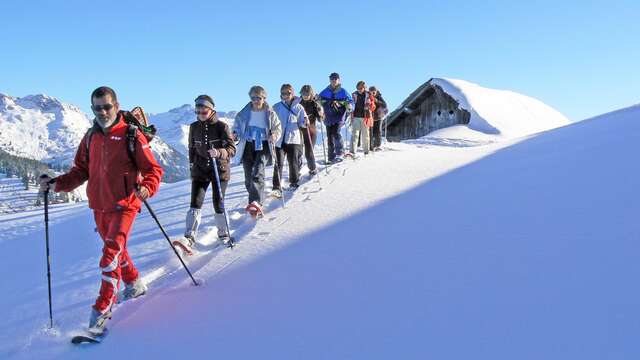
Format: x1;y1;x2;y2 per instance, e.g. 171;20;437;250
210;147;234;248
269;140;286;209
319;121;329;174
43;187;54;328
303;125;322;189
343;115;349;154
138;190;199;286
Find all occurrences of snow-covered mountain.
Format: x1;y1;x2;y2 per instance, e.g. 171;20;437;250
0;93;189;182
149;105;236;155
0;93;90;164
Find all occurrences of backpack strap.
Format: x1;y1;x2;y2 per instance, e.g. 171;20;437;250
126;123;138;169
84;127;95;166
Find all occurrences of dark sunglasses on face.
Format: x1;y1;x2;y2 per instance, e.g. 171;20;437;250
280;92;292;96
92;104;114;112
251;96;264;101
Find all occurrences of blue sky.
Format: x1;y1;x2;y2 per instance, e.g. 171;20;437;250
1;0;638;121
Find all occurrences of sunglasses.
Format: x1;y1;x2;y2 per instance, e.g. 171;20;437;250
194;109;210;115
280;92;292;96
251;96;264;101
92;104;114;112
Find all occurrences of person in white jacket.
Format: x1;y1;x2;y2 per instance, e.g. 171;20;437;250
232;85;282;214
272;83;308;195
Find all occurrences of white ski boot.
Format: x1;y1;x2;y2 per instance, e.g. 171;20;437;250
122;278;147;301
88;308;112;335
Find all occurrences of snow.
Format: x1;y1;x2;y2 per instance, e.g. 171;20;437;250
404;125;498;147
1;101;639;359
431;78;572;138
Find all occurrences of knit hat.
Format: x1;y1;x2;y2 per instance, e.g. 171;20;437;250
329;72;340;80
194;94;215;110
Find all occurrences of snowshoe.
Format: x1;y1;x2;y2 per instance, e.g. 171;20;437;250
172;236;195;256
218;234;235;248
71;328;109;344
270;189;283;199
245;202;264;219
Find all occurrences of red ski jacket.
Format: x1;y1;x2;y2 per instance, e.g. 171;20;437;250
55;113;164;212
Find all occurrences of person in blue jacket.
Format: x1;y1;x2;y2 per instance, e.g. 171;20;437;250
318;72;353;163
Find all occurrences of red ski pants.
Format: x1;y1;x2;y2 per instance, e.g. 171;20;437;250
92;209;139;313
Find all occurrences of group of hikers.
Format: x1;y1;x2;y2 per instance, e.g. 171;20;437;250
37;72;388;335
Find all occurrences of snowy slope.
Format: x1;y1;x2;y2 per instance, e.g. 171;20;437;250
1;104;639;359
0;174;40;213
149;105;236;155
431;78;572;138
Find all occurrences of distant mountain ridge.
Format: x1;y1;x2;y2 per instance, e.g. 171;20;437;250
0;93;192;182
149;105;236;155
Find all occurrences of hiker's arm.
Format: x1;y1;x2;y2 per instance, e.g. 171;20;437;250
54;135;90;192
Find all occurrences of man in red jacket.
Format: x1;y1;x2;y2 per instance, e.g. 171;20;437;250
39;86;163;334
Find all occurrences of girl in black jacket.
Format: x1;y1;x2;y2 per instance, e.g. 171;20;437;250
181;95;236;249
299;85;324;175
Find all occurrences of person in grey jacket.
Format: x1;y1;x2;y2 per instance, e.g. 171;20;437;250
271;84;307;196
232;86;282;215
181;95;236;248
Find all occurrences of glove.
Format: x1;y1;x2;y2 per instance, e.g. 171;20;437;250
208;148;219;158
39;174;55;192
135;186;150;201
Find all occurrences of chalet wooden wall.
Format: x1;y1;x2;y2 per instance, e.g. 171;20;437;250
386;84;470;141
